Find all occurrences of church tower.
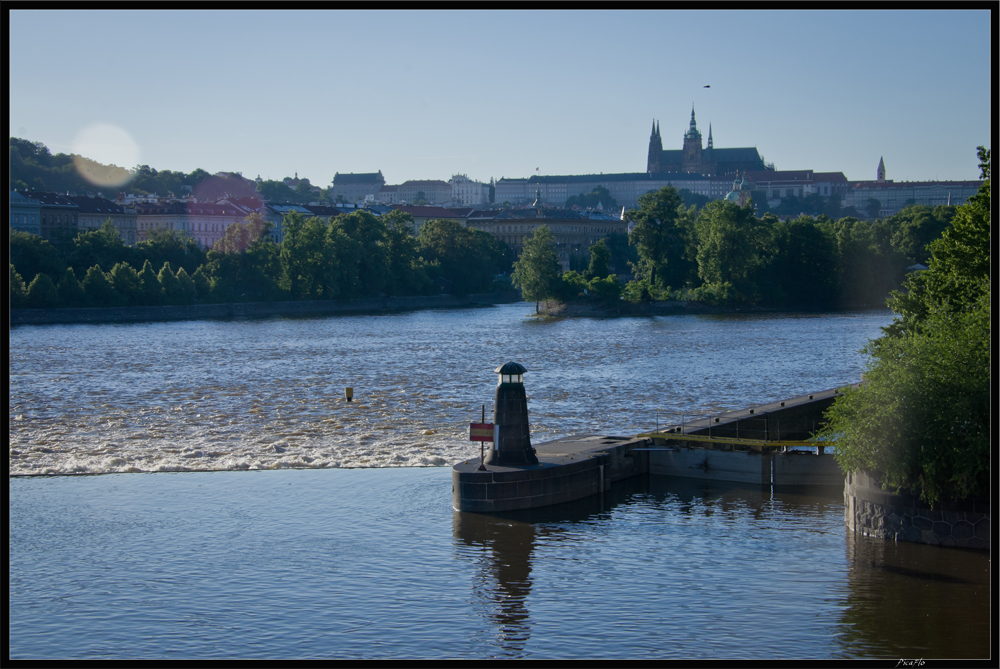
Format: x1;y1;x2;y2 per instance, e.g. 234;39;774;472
646;119;663;173
877;156;886;182
682;106;703;173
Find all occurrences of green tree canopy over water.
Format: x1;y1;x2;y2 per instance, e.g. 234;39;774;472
821;147;991;506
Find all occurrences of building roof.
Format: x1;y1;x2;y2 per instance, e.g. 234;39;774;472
848;180;984;190
135;202;245;216
64;194;131;214
301;205;343;218
379;184;399;192
17;191;78;207
333;172;385;184
399;180;451;188
391;205;464;218
503;172;712;185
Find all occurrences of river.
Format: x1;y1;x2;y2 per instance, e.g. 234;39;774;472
9;305;990;659
11;303;889;475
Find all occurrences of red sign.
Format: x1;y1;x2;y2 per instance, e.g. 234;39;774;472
469;423;494;442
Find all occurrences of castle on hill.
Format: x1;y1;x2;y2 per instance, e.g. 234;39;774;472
647;107;772;177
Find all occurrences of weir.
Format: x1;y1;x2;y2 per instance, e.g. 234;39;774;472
452;371;852;512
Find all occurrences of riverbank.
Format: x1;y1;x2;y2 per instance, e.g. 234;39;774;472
9;290;523;326
535;299;891;318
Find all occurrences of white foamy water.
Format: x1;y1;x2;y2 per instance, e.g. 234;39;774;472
9;304;893;476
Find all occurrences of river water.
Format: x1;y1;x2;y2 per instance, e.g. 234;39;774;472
9;305;991;659
11;304;890;475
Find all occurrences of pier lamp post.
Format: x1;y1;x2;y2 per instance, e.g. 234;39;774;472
485;361;539;467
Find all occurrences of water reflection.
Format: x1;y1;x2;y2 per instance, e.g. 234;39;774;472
451;479;645;657
836;530;990;659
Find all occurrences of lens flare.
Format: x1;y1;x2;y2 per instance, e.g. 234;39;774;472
72;123;140;188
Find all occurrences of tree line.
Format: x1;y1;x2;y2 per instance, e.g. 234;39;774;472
512;183;959;311
820;147;990;506
10;210;514;309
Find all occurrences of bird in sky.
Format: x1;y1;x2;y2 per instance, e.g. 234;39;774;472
704;85;711;88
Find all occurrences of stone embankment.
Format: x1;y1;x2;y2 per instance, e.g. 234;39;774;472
845;470;990;550
10;291;523;326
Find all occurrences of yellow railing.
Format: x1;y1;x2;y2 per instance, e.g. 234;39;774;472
637;432;827;452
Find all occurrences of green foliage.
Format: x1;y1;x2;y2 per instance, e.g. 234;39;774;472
886;205;956;266
676;188;711;211
157;261;182;305
586;238;611;279
334;211;389;297
761;215;838;308
603;231;637;276
824;148;991;506
175;267;198;305
109;262;143;306
382;210;431;296
57;267;86;307
82;265;122;307
822;293;990;506
277;213;337;300
10;264;29;308
138;259;164;306
10;228;66;287
865;198;882;220
628;186;697;290
511;225;560;311
191;265;212;301
694;200;775;303
27;272;60;308
214;213;271;254
69;220;130;277
831;217;908;307
134;228;206;276
565;185;618;211
417;219;506;295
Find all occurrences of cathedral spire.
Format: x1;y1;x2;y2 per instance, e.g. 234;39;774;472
708;123;713;149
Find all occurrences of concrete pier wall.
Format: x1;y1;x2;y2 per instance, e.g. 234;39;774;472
649;448;769;485
845;470;990;550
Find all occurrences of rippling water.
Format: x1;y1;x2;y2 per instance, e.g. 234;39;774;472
9;469;989;659
10;305;893;475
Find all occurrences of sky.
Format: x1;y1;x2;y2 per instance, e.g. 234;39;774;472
9;9;992;189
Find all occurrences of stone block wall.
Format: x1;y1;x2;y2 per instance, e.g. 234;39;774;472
845;470;990;550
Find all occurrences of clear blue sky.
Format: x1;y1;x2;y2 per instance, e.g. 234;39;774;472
9;9;992;187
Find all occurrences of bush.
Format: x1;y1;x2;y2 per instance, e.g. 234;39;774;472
822;293;989;506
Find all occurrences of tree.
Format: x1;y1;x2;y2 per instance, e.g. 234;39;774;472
10;229;66;287
158;261;182;304
383;210;430;296
215;213;271;254
57;267;86;307
865;198;882;220
823;293;989;507
886;204;956;266
489;177;496;204
175;267;198;305
886;146;991;337
823;147;991;506
109;262;143;306
694;200;775;303
82;265;121;307
586;238;611;279
138;259;164;305
27;272;60;308
628;186;696;291
10;264;29;309
511;225;560;312
565;185;618;211
763;216;838;307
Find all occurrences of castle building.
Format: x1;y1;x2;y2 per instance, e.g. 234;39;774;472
647;107;771;177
